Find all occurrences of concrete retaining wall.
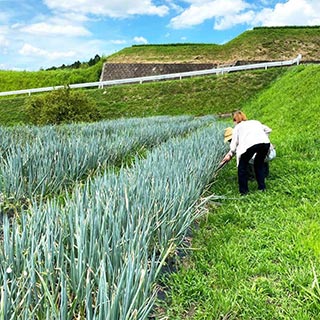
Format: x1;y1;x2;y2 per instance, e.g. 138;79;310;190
100;63;217;81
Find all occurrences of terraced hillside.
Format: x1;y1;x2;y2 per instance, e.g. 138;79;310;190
0;67;286;125
1;26;319;126
0;26;319;94
106;26;320;64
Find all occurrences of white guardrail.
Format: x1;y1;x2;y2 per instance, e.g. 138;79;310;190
0;54;302;97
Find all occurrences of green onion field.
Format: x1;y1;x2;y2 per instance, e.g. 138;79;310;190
1;28;320;319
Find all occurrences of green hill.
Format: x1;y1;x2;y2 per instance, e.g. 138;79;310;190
246;64;319;155
0;67;286;125
0;26;319;127
159;64;320;319
106;26;320;64
0;60;103;93
1;26;319;95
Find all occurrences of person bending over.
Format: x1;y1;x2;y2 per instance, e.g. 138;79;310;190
224;126;275;179
222;111;271;195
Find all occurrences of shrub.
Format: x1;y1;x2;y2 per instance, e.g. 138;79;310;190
24;87;101;125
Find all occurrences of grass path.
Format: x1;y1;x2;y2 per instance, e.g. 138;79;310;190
160;134;320;319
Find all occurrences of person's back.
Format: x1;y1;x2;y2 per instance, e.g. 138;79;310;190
236;120;269;145
231;120;270;163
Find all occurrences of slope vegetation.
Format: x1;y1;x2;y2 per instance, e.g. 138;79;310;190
0;60;103;92
0;26;318;95
160;64;320;319
107;26;320;64
0;67;286;125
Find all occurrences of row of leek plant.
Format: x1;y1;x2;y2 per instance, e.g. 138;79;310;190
0;115;215;199
0;115;206;150
0;122;227;319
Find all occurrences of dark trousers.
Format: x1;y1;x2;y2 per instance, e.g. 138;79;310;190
238;143;270;195
247;162;269;180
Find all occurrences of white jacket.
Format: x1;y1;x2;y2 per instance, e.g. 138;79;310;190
228;120;271;166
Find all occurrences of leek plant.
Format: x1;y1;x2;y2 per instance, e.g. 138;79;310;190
0;121;227;319
0;115;215;199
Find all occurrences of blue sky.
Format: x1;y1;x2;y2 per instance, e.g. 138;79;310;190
1;0;320;71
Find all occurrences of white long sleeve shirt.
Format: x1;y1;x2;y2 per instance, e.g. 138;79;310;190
228;120;271;165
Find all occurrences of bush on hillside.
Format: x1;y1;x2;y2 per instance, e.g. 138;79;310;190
24;87;101;125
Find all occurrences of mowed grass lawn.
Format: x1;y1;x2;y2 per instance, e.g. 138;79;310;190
159;65;320;319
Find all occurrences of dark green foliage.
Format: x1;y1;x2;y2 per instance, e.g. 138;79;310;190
46;54;101;70
88;54;101;66
132;43;215;47
254;25;320;30
24;87;101;125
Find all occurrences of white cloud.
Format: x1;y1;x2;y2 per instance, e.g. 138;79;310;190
3;0;320;71
43;0;169;17
169;0;250;29
169;0;320;30
0;35;9;49
253;0;320;26
110;39;127;44
133;36;148;44
60;12;90;23
165;0;184;13
22;22;91;37
214;11;255;30
0;25;9;35
19;43;76;60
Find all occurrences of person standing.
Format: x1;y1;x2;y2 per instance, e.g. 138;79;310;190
222;111;271;195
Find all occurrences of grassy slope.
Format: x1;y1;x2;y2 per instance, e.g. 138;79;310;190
107;27;320;64
160;65;320;319
0;26;318;125
0;96;28;125
0;67;285;125
0;60;103;92
88;67;285;119
0;26;318;94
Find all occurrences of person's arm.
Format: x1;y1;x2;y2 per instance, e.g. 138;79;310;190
229;131;237;156
222;127;238;162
